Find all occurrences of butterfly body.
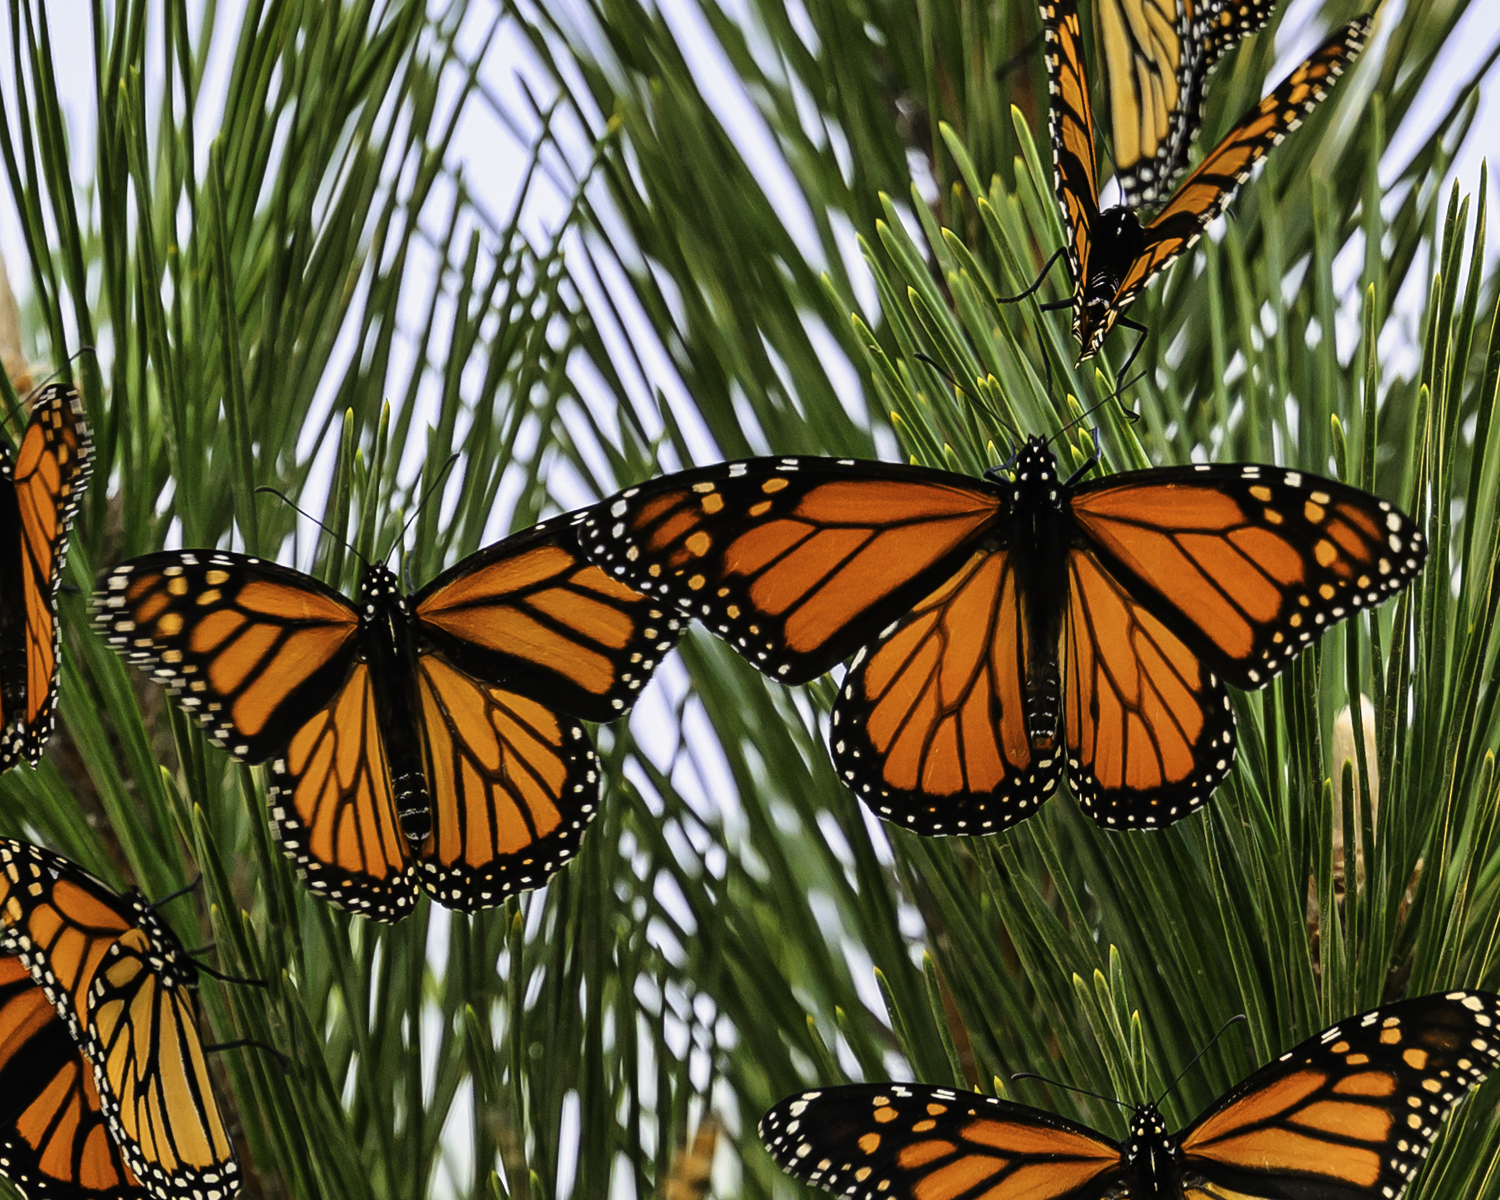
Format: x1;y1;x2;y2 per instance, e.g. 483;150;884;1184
584;442;1424;834
1076;208;1149;357
354;563;434;843
761;992;1500;1200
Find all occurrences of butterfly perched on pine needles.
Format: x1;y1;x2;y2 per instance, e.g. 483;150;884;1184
761;990;1500;1200
93;518;681;921
1097;0;1276;207
578;438;1424;834
1;382;92;771
1021;0;1369;366
0;839;238;1200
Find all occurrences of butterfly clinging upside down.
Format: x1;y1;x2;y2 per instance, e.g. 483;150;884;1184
1032;0;1369;364
93;518;681;921
760;990;1500;1200
1;382;93;771
578;439;1424;834
0;839;237;1200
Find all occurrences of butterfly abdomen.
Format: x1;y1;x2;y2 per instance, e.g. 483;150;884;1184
358;565;433;845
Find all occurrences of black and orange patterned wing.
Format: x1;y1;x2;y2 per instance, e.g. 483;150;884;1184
411;655;598;910
266;660;417;921
0;955;145;1199
760;1083;1124;1199
830;548;1064;835
0;840;239;1200
1062;547;1236;829
1179;991;1500;1200
1110;17;1371;314
1068;462;1426;692
413;517;680;721
93;551;361;762
0;383;93;769
1103;0;1276;207
579;459;1005;685
1042;0;1103;302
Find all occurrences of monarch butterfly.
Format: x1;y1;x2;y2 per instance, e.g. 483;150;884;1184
760;990;1500;1200
1096;0;1275;205
0;954;145;1199
0;839;237;1200
577;440;1425;833
1036;0;1369;363
93;518;681;920
1;383;93;770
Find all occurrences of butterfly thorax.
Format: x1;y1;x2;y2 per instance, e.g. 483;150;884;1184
1121;1104;1183;1198
357;563;433;845
1076;207;1147;359
1003;440;1072;749
124;893;198;990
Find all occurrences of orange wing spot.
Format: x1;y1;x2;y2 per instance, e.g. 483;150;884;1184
725;519;815;576
633;493;686;526
1402;1048;1428;1068
874;1106;899;1124
1185;1070;1325;1147
907;1154;1003;1199
894;1138;955;1169
1333;1072;1397;1096
1379;1029;1402;1045
189;608;248;653
1289;1100;1392;1142
1332;503;1382;540
231;579;349;624
858;1132;880;1154
1227;525;1307;586
572;565;651;603
1189;1128;1380;1187
156;612;185;639
131;589;171;624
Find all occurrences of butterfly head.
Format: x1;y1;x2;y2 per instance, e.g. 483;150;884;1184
1075;207;1147;361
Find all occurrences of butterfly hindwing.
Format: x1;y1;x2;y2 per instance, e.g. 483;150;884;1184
0;954;145;1199
759;1083;1124;1199
830;548;1065;834
1180;991;1500;1200
1068;461;1427;691
578;458;1006;685
0;383;93;769
0;840;238;1200
94;551;362;762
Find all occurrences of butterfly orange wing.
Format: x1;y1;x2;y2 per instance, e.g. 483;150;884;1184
760;1083;1124;1199
0;383;92;768
0;954;145;1199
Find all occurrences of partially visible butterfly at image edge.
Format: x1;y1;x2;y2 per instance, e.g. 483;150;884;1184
0;382;93;771
0;838;238;1200
93;517;681;921
760;990;1500;1200
578;443;1425;835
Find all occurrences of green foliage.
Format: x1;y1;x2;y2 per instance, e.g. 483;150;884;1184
0;0;1497;1196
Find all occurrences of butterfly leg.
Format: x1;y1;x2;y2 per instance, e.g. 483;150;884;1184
996;246;1065;304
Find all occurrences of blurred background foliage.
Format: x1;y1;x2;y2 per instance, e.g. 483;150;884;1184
1;0;1499;1195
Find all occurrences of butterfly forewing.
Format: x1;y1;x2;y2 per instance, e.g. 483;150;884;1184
1180;992;1500;1200
414;655;599;911
1069;462;1426;691
831;549;1065;834
0;383;93;769
0;954;145;1199
1043;0;1102;306
0;840;239;1200
1063;547;1237;827
414;519;681;721
759;1083;1123;1200
94;552;362;762
579;459;1005;684
1113;17;1372;312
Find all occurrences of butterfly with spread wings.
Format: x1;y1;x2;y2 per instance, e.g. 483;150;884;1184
1024;0;1369;366
578;440;1424;834
761;990;1500;1200
1097;0;1276;205
0;954;146;1199
94;518;680;921
1;383;93;771
0;839;237;1200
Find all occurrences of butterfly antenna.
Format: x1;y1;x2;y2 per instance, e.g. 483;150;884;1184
1011;1071;1132;1111
148;874;203;912
384;452;461;565
193;960;270;989
205;1038;292;1076
255;486;370;569
914;353;1022;444
1153;1014;1249;1108
993;27;1044;84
